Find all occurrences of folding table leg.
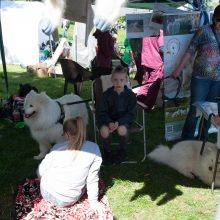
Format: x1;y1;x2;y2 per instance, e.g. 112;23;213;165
200;140;207;155
212;149;220;192
141;109;147;162
200;114;214;155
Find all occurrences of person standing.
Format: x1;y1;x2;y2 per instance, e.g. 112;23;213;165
171;4;220;140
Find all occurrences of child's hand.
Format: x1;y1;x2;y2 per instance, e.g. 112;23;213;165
109;122;115;132
109;121;119;132
114;121;119;129
109;122;118;132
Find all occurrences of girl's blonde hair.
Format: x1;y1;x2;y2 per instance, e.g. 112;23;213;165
63;117;86;159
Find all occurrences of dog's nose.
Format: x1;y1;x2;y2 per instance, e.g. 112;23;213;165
209;166;212;171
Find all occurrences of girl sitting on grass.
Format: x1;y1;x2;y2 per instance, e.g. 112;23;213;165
37;117;103;214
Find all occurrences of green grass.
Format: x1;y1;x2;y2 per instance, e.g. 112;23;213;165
0;65;219;220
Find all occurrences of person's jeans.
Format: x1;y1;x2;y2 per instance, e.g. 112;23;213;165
181;77;220;140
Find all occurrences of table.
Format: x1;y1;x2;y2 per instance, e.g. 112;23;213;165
194;101;220;191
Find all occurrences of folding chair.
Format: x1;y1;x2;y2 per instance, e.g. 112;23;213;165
89;74;147;163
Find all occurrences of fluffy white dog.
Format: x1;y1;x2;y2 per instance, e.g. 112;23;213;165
24;90;88;160
147;140;220;187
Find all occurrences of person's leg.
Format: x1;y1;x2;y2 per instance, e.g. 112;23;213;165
207;80;220;102
114;125;128;164
181;77;211;140
100;125;112;165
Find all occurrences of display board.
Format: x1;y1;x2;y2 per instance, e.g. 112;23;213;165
163;12;200;140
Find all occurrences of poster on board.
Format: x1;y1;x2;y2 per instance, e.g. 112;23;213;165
163;12;200;141
126;13;162;38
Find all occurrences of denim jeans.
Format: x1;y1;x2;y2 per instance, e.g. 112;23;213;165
181;76;220;140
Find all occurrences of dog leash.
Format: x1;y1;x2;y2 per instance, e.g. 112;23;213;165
62;99;92;106
162;76;182;106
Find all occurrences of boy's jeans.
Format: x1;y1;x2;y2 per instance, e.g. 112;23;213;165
182;77;220;140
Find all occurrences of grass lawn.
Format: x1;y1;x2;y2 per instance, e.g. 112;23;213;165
0;65;220;219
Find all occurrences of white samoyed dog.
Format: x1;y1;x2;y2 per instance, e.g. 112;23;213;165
147;140;220;187
24;90;88;160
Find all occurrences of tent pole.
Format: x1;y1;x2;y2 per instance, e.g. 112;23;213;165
0;19;9;97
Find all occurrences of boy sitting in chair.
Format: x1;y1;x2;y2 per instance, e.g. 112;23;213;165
97;65;137;165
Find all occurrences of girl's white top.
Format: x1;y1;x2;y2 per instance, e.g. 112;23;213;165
38;140;102;204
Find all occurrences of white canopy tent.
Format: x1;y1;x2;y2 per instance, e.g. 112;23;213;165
0;1;50;67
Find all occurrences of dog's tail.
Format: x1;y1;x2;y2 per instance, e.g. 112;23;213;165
147;145;171;165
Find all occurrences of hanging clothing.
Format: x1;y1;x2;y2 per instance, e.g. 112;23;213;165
141;30;164;69
137;30;164;109
93;29;114;68
137;66;164;109
123;38;133;65
64;0;93;45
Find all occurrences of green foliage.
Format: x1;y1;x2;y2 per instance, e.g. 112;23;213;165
58;21;74;44
117;16;126;24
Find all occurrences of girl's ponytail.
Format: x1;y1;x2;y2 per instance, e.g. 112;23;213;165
63;117;86;159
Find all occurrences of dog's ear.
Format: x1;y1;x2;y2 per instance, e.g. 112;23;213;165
39;92;48;100
39;92;49;103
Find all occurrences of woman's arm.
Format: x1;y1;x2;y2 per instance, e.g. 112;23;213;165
171;52;192;79
171;27;203;79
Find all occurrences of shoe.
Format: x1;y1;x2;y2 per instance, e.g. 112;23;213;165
114;149;127;164
102;150;113;166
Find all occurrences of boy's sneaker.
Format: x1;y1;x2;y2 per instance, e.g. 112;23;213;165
114;149;127;164
102;150;113;166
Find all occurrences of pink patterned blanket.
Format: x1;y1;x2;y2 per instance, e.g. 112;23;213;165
15;178;113;220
